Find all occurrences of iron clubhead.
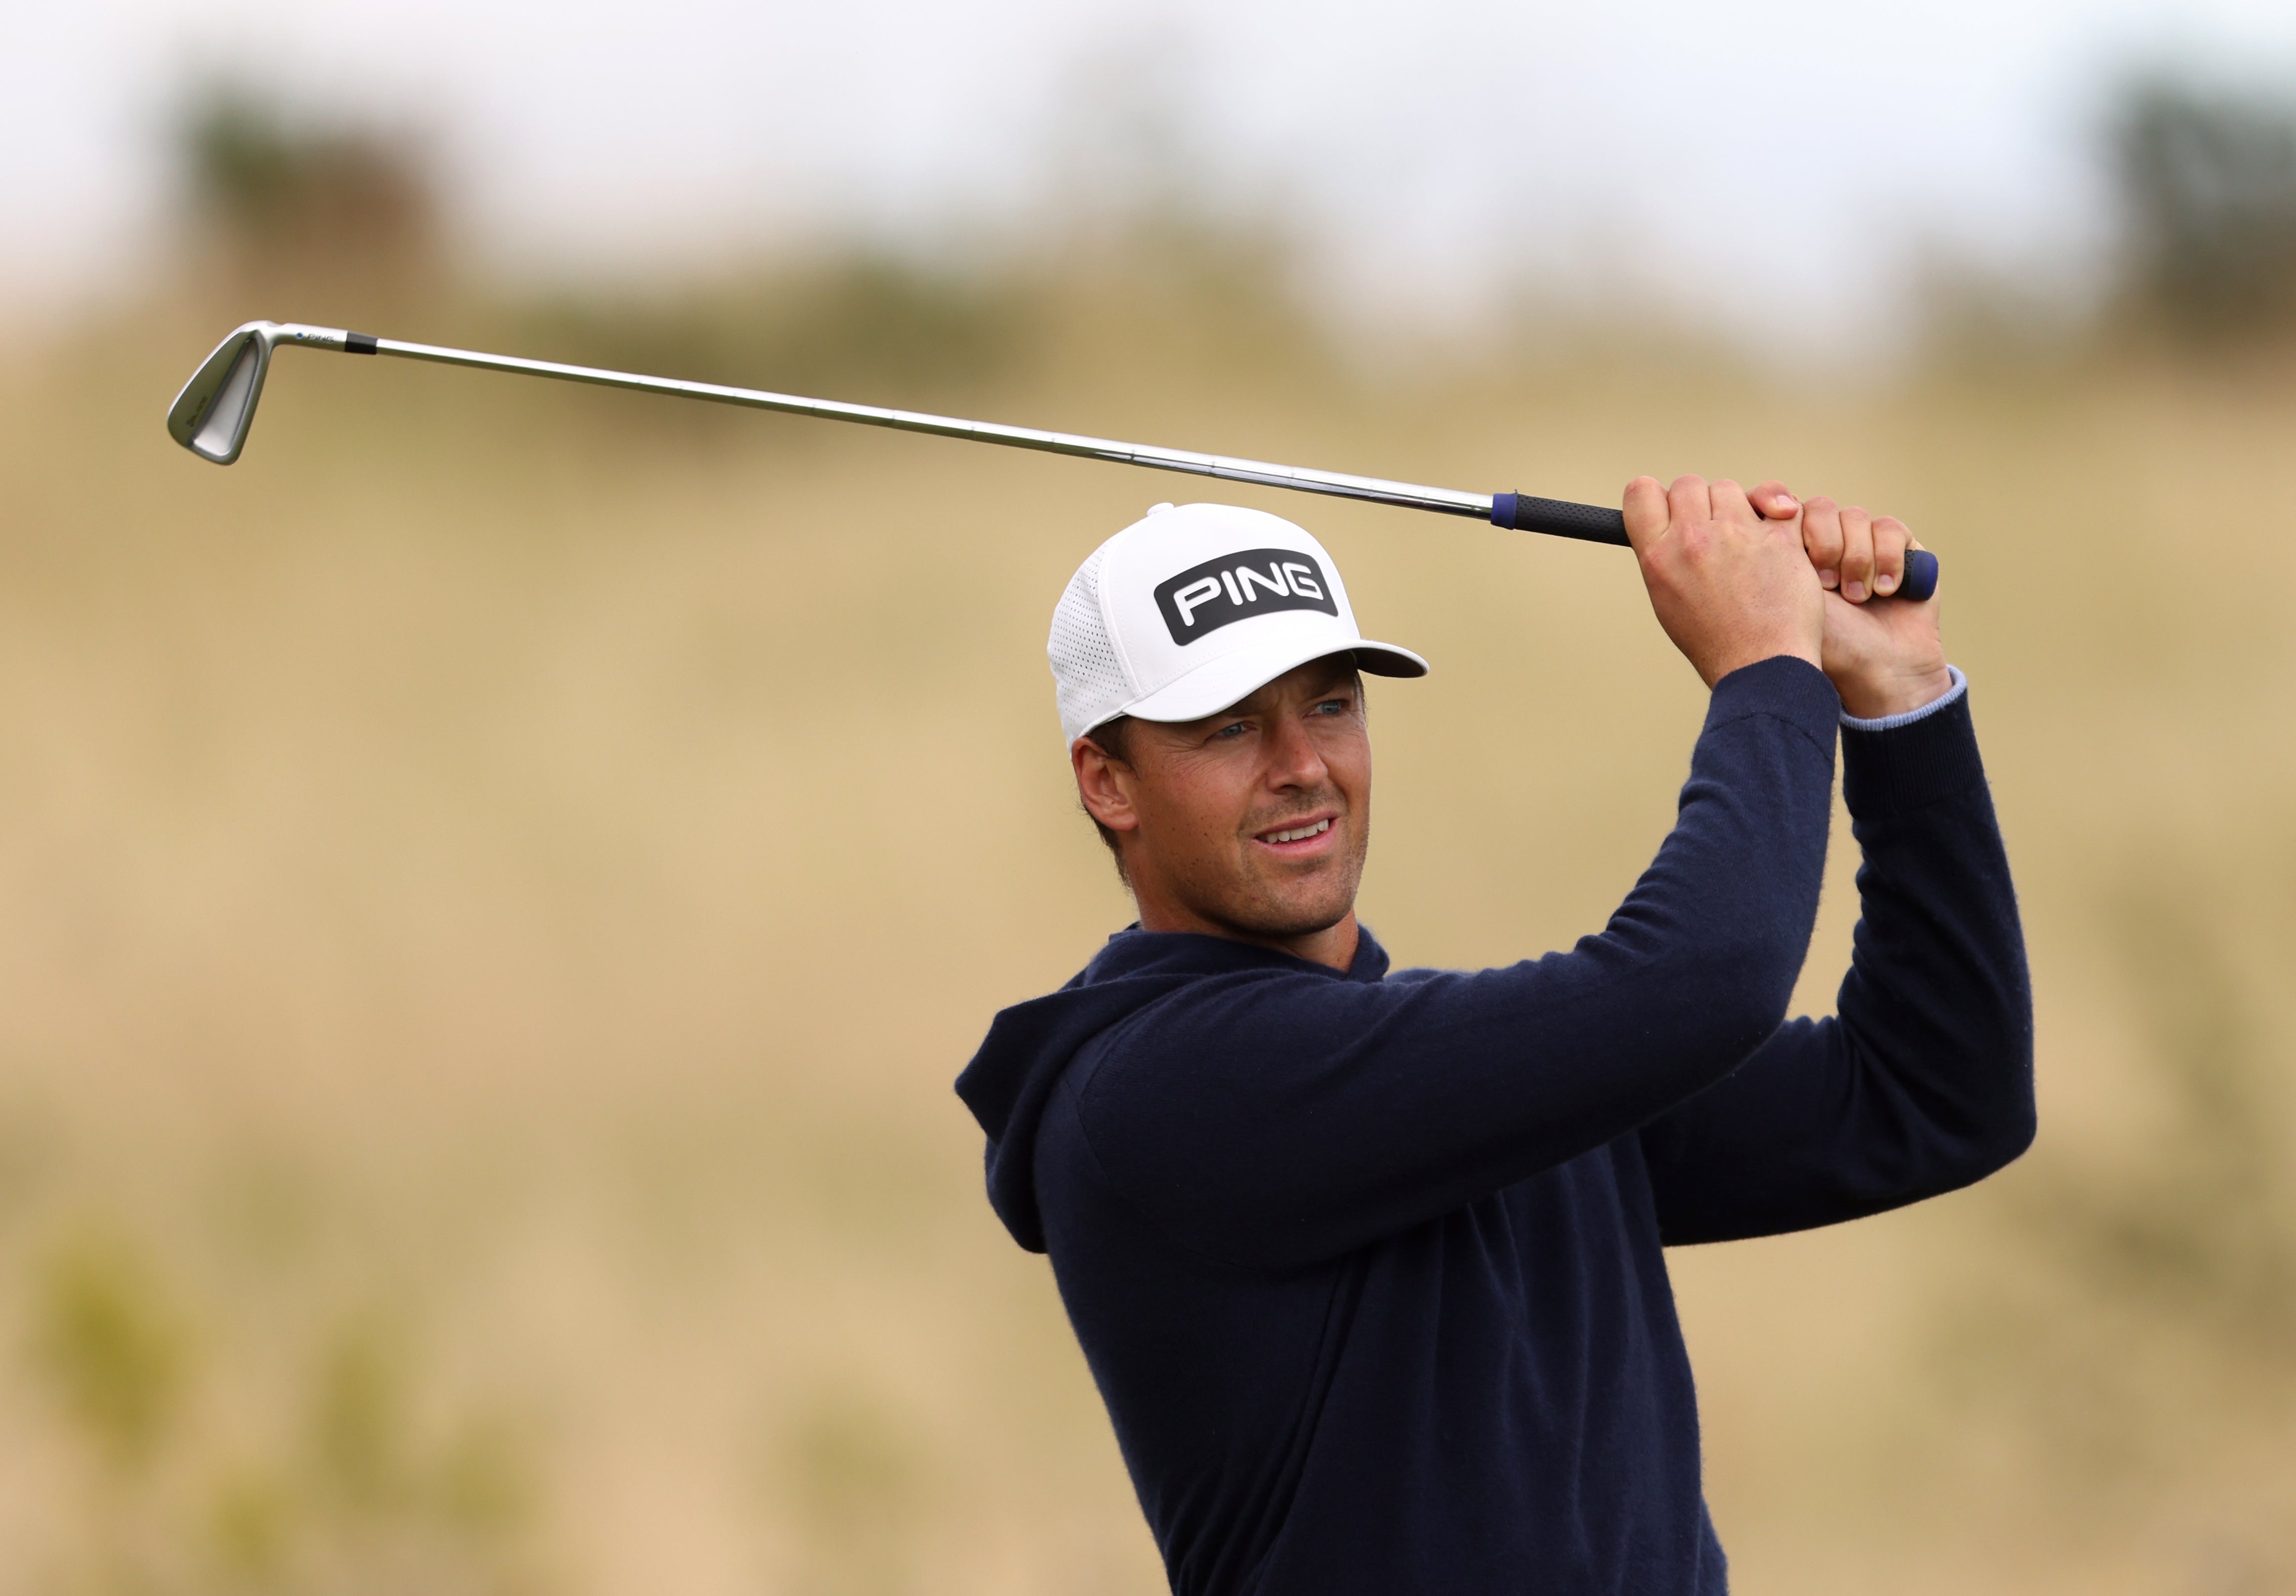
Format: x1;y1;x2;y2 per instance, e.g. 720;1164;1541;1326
168;321;279;464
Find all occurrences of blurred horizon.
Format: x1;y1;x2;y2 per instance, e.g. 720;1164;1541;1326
12;0;2296;354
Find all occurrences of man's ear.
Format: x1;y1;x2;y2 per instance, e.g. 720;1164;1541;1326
1073;739;1140;834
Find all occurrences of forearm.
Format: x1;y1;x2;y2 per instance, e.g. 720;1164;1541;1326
1640;679;2034;1242
1833;677;2035;1170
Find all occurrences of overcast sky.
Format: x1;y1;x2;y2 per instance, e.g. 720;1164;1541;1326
11;0;2296;341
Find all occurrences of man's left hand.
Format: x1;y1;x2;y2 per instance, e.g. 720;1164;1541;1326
1746;481;1955;721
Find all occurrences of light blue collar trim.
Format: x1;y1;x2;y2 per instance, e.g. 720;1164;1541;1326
1840;665;1966;731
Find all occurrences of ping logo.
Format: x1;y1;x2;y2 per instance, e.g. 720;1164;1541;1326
1153;547;1338;645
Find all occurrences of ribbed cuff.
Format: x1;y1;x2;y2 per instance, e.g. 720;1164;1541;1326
1841;676;1987;817
1705;655;1842;758
1840;665;1966;731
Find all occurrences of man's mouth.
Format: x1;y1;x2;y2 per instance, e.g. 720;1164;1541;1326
1252;815;1338;855
1264;819;1329;843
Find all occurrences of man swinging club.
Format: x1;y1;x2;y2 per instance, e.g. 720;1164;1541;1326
956;475;2034;1595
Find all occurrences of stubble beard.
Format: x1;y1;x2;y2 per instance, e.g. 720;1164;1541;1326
1203;798;1370;943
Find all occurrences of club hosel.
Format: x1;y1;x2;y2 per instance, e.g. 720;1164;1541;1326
269;323;359;353
1490;490;1941;602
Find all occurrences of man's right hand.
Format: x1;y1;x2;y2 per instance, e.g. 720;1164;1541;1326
1622;474;1825;689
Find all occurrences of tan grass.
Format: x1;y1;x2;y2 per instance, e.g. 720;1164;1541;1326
0;286;2290;1595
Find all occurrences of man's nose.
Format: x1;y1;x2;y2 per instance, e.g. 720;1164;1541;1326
1264;713;1329;790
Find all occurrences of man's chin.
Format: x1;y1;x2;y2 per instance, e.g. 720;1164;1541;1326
1219;885;1359;944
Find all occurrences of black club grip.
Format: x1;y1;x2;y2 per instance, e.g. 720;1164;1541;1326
1489;491;1940;602
1493;492;1629;546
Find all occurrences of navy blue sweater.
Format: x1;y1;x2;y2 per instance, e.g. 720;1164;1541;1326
955;656;2034;1596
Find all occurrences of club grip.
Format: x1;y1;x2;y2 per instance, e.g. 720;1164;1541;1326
1489;492;1940;602
1492;492;1629;546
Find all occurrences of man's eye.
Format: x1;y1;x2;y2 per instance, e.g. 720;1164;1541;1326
1314;699;1351;715
1212;721;1249;740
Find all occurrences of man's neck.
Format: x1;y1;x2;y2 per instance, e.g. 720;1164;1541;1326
1133;902;1361;973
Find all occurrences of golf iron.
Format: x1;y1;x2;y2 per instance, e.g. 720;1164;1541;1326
166;320;1940;602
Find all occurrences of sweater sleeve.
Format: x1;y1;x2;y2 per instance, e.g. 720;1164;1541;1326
1069;656;1842;1270
1635;685;2035;1244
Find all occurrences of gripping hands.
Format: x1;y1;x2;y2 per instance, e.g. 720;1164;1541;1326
1623;475;1825;689
1623;475;1953;717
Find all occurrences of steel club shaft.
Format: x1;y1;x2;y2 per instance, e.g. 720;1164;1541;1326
163;319;1939;601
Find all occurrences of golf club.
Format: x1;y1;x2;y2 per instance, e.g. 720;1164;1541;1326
166;320;1940;601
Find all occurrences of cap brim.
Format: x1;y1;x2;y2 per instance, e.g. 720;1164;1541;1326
1117;636;1427;729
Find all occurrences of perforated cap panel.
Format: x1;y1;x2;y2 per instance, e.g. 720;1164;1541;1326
1048;542;1133;745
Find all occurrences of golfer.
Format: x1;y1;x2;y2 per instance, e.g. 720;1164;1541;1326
956;476;2033;1595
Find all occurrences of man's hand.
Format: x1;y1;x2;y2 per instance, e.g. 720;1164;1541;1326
1796;497;1952;719
1798;492;1908;603
1622;474;1824;688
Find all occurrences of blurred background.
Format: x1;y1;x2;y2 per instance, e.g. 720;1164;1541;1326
5;1;2296;1592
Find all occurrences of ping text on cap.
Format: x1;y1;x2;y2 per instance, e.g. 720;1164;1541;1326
1152;548;1338;646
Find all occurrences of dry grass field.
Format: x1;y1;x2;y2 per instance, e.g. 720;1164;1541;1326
0;268;2292;1595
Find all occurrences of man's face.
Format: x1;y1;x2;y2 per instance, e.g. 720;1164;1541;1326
1073;654;1371;960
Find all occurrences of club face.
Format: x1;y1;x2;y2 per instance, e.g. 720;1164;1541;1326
168;322;277;464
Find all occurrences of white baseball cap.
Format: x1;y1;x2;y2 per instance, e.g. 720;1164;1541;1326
1048;502;1428;746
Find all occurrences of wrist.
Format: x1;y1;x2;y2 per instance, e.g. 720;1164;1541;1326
1700;626;1824;689
1702;645;1822;690
1835;659;1954;720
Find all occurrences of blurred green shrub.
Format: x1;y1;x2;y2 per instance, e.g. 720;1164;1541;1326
309;1315;417;1513
2053;884;2296;1352
29;1227;191;1477
171;81;441;317
2112;79;2296;343
773;1383;931;1596
502;216;1339;435
20;1232;537;1595
208;1464;300;1588
515;252;1039;407
1935;872;2296;1493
